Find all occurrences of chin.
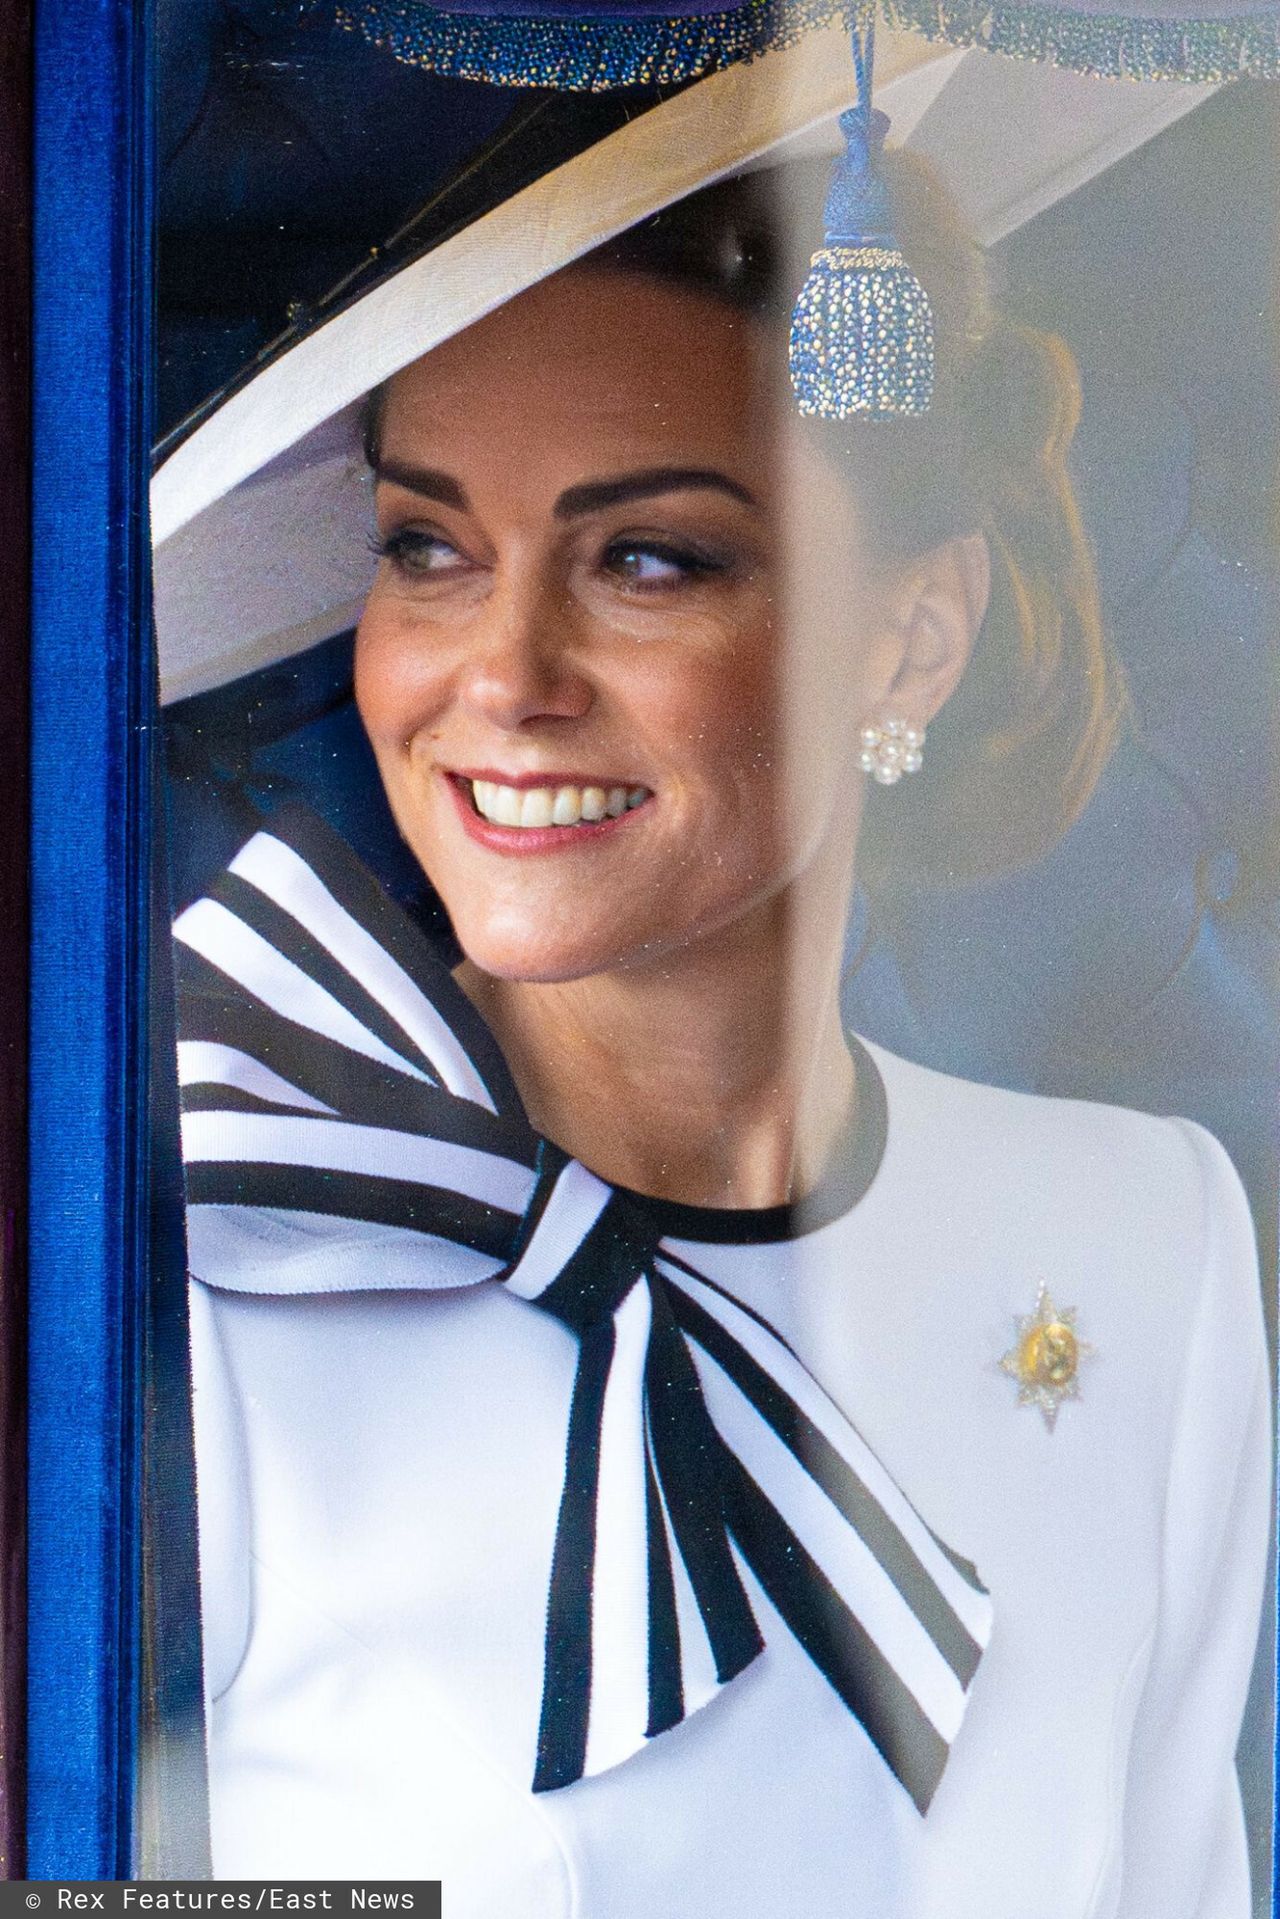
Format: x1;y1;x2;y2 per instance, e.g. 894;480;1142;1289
449;906;641;985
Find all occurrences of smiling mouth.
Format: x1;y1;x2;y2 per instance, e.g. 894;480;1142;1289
462;777;650;830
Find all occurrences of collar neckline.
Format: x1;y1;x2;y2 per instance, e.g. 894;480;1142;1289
613;1035;888;1246
442;957;889;1247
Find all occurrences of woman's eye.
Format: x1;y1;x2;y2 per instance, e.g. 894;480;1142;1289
370;528;467;577
602;539;726;588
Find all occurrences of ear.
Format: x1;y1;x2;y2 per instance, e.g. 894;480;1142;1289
881;533;991;724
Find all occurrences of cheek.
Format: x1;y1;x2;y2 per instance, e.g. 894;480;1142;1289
646;634;808;895
645;615;863;864
651;605;785;767
671;651;778;761
353;603;442;752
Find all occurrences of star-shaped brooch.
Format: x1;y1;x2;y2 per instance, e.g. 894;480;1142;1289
1000;1283;1095;1431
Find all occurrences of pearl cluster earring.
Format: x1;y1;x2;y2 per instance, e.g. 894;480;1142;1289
858;716;926;785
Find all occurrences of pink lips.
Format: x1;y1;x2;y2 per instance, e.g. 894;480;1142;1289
445;772;651;855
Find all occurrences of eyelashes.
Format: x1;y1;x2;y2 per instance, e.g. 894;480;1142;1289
367;528;463;576
368;525;740;591
600;538;730;588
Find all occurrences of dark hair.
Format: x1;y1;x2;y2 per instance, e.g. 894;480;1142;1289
364;152;1125;883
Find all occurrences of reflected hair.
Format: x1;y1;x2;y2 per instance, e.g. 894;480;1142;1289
364;153;1125;883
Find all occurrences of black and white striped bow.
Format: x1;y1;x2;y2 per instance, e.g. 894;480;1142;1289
174;806;992;1811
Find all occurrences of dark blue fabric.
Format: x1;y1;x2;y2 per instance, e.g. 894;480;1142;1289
157;1;518;434
30;0;154;1876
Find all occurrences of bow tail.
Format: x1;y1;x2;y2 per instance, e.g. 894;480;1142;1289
715;1440;952;1813
643;1283;764;1712
532;1276;764;1793
533;1311;616;1793
668;1272;992;1813
640;1417;684;1739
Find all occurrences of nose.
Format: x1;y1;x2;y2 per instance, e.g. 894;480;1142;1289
458;567;593;730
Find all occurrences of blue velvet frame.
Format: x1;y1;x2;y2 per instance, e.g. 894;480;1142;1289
28;0;154;1877
21;0;1280;1895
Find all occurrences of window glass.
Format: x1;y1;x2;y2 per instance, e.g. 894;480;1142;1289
148;15;1280;1907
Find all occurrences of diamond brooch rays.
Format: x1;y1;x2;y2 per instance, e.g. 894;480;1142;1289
1000;1283;1095;1431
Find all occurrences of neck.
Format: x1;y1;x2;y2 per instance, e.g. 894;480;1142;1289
457;875;857;1211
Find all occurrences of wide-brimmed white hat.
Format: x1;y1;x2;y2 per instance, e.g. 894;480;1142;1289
151;30;1214;707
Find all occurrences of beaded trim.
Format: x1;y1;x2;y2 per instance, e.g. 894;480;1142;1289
336;0;867;88
342;0;1280;86
879;0;1280;80
789;245;935;417
808;243;910;269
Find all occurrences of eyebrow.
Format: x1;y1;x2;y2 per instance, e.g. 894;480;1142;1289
371;459;757;519
371;461;469;510
553;467;758;519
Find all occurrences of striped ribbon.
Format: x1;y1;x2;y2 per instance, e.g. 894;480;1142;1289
173;805;992;1809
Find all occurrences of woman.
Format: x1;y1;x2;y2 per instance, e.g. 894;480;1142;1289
174;148;1271;1914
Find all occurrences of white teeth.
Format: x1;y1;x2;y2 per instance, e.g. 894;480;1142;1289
490;785;523;826
519;788;555;828
468;779;649;828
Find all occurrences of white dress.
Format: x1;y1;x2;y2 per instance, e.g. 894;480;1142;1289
177;815;1271;1919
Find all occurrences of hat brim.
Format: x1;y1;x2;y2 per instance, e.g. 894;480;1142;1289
151;30;1211;704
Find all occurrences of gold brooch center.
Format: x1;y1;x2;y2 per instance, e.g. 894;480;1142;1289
1020;1319;1079;1388
1001;1284;1094;1430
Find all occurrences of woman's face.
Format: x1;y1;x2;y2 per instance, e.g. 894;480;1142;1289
355;266;911;983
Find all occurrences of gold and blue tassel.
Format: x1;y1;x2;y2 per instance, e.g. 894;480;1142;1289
789;28;935;419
